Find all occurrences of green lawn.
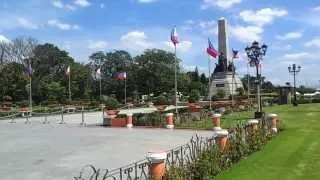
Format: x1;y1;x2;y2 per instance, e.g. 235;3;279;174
216;104;320;180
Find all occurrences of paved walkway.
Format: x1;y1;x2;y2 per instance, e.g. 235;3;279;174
0;116;212;180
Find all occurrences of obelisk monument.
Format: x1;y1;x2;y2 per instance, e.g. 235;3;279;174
218;18;229;64
208;17;243;99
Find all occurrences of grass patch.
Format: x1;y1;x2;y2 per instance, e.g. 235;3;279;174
216;103;320;180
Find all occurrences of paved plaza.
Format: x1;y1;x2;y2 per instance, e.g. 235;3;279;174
0;113;212;180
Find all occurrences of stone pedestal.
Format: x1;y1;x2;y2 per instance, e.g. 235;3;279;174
166;113;174;129
215;129;228;151
268;113;278;133
126;113;133;128
146;152;167;180
208;72;243;99
248;119;259;130
212;113;222;130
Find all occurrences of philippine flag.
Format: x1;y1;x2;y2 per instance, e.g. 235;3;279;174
116;72;127;80
171;27;179;46
65;66;70;76
26;64;32;79
96;68;101;79
206;38;218;59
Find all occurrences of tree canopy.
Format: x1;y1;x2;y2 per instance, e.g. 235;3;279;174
0;37;279;106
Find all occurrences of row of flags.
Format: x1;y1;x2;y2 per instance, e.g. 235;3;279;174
206;38;239;59
26;27;239;80
66;66;126;81
171;27;239;60
26;64;126;81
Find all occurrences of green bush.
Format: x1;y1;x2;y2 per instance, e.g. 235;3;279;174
188;89;200;103
165;122;275;179
153;95;171;105
311;98;320;103
101;96;120;109
297;98;312;104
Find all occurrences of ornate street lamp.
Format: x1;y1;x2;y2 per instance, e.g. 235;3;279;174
245;41;268;118
288;64;301;106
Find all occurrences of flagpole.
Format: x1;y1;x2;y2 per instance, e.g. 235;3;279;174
29;71;32;112
231;57;235;108
208;56;212;110
68;72;71;101
124;77;127;105
99;59;102;103
247;62;250;110
99;76;102;102
174;45;178;115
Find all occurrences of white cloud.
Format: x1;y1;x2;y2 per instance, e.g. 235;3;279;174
119;30;192;53
52;0;63;8
201;0;242;9
281;52;318;60
73;0;91;7
306;14;320;27
200;20;218;35
182;19;218;35
137;0;158;3
199;20;216;29
100;3;105;9
276;31;303;40
48;19;80;30
230;25;263;42
88;40;108;50
0;34;9;43
285;44;292;50
17;17;38;30
184;20;194;25
304;37;320;48
120;31;152;50
52;0;77;10
240;8;288;26
163;40;193;53
182;64;207;74
312;6;320;11
66;5;77;10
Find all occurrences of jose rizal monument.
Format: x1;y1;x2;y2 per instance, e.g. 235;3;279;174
208;18;243;99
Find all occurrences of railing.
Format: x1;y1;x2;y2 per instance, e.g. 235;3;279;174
74;159;150;180
0;106;103;124
74;134;216;180
74;115;272;180
165;135;215;168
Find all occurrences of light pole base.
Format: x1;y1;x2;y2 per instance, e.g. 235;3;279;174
254;111;264;119
293;102;298;106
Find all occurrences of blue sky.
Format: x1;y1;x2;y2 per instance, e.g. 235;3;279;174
1;0;320;86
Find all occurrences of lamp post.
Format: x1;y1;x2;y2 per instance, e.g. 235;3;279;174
288;64;301;106
245;41;268;118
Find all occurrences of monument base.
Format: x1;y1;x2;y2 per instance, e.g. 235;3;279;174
208;72;243;99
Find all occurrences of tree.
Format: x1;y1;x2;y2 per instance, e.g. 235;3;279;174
0;62;27;100
5;37;37;66
135;49;178;96
30;43;76;103
40;81;65;101
0;40;10;67
200;73;207;85
216;89;226;100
